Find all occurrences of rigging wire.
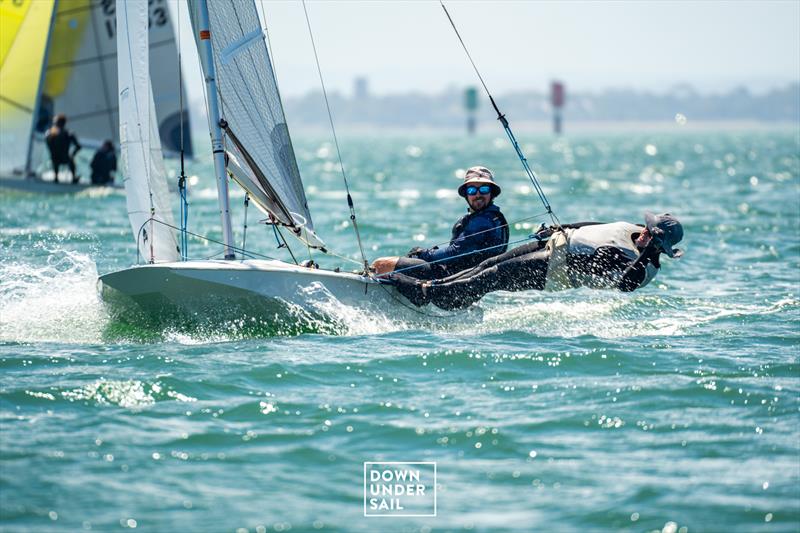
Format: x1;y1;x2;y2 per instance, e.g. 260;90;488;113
376;233;542;278
177;0;189;261
273;224;299;265
138;217;280;262
301;0;370;273
405;211;548;254
439;0;560;228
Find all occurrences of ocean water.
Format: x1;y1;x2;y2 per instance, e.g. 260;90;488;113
1;129;798;532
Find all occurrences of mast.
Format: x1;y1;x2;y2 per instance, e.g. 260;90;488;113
196;0;235;259
24;0;59;177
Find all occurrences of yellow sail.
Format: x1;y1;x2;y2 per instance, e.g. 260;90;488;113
43;0;91;98
0;0;55;173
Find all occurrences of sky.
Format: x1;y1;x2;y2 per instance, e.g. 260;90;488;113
175;0;800;98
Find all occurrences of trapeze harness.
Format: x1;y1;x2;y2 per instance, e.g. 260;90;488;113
545;222;660;291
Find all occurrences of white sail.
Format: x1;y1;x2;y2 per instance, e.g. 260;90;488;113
25;0;192;175
117;0;179;263
188;0;319;244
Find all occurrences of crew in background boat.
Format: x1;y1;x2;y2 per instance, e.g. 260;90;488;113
90;141;117;186
371;166;509;279
389;212;684;310
45;114;81;184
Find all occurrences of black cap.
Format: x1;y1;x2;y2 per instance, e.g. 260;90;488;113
644;212;684;258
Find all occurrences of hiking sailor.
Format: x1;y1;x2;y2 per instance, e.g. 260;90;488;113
371;166;509;280
389;212;684;310
45;113;82;184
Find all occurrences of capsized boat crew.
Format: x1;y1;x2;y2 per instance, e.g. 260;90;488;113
371;166;509;280
388;212;684;310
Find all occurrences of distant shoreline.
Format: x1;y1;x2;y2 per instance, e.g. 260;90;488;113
269;120;800;137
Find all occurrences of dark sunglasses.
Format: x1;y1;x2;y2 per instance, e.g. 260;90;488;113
465;185;492;196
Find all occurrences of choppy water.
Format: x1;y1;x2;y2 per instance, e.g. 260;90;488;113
1;129;799;532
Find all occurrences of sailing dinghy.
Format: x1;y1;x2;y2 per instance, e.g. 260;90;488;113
99;0;421;322
0;0;190;192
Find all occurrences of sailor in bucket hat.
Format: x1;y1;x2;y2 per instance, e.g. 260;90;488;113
370;165;509;279
458;166;502;200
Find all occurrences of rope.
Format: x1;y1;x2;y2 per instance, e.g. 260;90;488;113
301;0;369;273
177;4;189;261
320;247;366;268
375;234;542;278
374;280;464;318
439;1;560;228
411;211;548;252
135;217;279;263
273;224;299;265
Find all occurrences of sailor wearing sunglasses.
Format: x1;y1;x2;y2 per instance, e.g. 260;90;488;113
371;166;509;279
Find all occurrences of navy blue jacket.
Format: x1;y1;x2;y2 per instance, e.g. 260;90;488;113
417;204;509;273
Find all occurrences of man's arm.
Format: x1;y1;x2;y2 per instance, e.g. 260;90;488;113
417;216;499;263
70;134;81;156
617;241;660;292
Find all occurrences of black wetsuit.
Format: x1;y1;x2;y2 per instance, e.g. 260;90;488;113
45;127;81;183
90;147;116;185
393;204;509;280
391;222;662;310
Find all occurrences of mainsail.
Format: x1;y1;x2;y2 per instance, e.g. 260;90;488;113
117;0;179;263
22;0;192;175
0;0;55;174
188;0;321;246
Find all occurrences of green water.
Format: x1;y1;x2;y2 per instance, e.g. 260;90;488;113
1;130;799;532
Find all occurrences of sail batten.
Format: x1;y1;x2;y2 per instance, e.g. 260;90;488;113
189;0;316;238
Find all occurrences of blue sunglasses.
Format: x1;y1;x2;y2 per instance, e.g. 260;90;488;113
465;185;492;196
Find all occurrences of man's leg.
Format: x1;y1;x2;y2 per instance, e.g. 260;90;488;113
51;158;60;183
392;257;449;280
434;240;547;284
393;248;551;310
68;158;78;184
427;248;550;309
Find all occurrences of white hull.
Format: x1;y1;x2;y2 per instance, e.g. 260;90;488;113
98;259;443;328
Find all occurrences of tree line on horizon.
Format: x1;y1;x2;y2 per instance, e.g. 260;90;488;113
277;82;799;128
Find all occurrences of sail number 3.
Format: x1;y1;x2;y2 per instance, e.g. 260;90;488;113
101;0;168;39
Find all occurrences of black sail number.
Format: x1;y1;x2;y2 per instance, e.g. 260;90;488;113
102;0;169;39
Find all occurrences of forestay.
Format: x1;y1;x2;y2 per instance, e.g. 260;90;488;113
188;0;319;245
116;0;179;263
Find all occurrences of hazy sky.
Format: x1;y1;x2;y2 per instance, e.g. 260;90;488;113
176;0;800;97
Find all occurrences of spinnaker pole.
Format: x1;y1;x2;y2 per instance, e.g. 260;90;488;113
196;0;235;259
24;0;59;177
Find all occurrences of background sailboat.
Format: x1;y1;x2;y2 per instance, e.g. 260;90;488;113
0;0;191;192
